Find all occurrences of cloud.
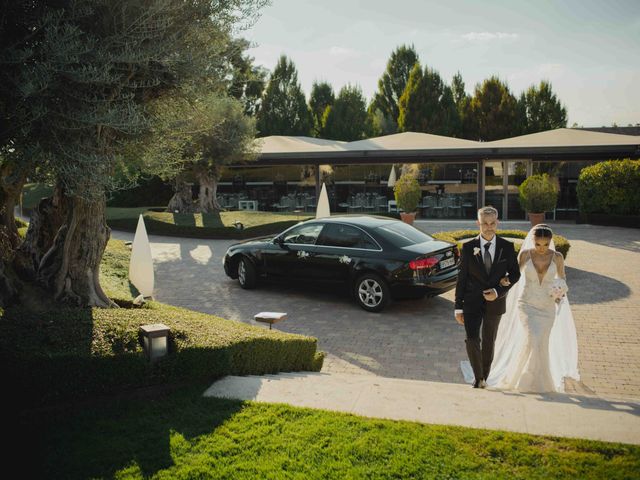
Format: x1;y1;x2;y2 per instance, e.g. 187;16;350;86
329;46;359;57
461;32;519;42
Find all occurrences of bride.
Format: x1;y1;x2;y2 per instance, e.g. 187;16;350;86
486;224;580;393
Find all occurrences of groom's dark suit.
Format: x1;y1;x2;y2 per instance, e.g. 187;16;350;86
455;235;520;384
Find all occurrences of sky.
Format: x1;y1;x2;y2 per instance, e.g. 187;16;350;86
243;0;640;128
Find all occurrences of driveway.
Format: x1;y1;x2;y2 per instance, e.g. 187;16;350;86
112;220;640;400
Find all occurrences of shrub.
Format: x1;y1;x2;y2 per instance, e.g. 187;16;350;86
1;239;324;407
1;302;324;407
107;175;174;207
518;173;559;213
432;229;571;259
577;159;640;215
393;173;421;212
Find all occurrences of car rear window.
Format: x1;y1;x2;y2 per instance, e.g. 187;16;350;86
376;222;433;247
317;223;379;249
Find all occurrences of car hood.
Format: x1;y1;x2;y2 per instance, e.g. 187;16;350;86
400;239;454;255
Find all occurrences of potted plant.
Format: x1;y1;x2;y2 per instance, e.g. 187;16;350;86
394;173;422;225
518;173;559;226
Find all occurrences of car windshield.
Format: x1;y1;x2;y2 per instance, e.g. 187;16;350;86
376;222;433;247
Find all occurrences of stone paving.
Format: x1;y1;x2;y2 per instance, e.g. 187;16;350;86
112;220;640;400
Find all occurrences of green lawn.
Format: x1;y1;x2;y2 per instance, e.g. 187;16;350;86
31;382;640;479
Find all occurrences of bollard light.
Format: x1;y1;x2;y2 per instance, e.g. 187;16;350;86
139;323;170;362
234;220;244;231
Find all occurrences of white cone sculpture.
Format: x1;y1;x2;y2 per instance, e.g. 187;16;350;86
387;165;397;188
129;214;154;298
315;183;331;219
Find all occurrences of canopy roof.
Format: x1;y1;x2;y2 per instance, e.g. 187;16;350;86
255;136;345;154
253;128;640;164
486;128;640;148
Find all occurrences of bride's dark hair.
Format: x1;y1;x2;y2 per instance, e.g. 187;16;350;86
533;224;553;238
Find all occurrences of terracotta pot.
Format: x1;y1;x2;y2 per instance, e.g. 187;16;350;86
400;212;416;225
528;212;545;227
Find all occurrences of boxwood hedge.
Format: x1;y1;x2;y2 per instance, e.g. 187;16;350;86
1;238;324;407
577;159;640;215
432;229;571;259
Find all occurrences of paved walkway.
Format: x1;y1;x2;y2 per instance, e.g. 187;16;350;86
203;372;640;445
112;220;640;401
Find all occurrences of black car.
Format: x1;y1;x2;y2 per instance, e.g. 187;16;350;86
223;215;460;312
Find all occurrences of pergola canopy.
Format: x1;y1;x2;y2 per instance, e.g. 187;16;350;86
252;128;640;165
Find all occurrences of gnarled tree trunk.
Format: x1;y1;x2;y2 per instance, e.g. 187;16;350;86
196;166;223;213
16;186;114;307
0;165;27;250
167;179;194;213
0;170;27;306
196;170;223;212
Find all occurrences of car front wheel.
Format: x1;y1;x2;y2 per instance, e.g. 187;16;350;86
354;273;390;312
237;256;257;289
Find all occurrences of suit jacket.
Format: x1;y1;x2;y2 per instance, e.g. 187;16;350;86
454;235;521;316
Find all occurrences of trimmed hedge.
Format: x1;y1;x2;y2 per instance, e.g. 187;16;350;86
432;229;571;259
1;238;324;407
107;214;309;239
577;159;640;215
1;302;323;407
107;210;401;239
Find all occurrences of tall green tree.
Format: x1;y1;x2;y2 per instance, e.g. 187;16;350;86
369;45;419;135
309;81;335;137
226;38;267;117
465;76;520;141
323;85;369;141
1;0;267;308
256;55;312;136
145;92;257;213
519;80;568;134
397;63;459;136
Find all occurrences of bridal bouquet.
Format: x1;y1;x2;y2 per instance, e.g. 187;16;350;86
549;278;568;303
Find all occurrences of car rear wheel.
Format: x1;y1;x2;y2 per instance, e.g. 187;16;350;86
354;273;390;312
237;257;257;289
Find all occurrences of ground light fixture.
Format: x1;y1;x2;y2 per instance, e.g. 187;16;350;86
139;323;170;362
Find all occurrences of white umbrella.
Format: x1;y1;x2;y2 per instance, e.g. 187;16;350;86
387;165;397;188
315;183;331;219
129;214;155;298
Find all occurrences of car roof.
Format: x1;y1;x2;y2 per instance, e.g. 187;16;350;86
309;215;398;228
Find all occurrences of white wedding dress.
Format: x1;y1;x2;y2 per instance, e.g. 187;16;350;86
499;257;558;392
461;228;580;393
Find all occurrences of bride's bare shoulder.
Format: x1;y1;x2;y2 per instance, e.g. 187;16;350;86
553;250;565;262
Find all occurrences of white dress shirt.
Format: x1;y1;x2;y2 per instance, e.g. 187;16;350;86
455;235;497;317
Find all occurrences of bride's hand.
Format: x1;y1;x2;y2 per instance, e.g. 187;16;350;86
499;276;511;287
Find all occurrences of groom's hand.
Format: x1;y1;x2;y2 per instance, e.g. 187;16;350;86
483;289;498;301
455;312;464;325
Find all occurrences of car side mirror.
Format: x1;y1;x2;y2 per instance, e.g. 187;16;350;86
274;236;284;247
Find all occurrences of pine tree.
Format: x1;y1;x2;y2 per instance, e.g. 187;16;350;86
369;45;419;134
309;82;335;137
398;64;460;136
465;76;520;141
520;81;568;133
323;85;369;141
256;55;312;136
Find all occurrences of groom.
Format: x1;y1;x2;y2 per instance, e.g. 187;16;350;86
455;206;521;388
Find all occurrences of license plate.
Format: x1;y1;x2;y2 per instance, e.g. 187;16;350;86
439;257;455;269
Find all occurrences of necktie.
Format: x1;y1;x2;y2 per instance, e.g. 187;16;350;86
484;243;492;274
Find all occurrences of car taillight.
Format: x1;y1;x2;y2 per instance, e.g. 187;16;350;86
409;256;439;270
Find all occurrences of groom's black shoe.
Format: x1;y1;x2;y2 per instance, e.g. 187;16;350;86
472;380;481;388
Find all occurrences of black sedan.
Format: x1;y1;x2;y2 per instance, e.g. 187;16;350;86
223;215;460;312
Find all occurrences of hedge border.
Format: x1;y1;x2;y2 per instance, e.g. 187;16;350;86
431;229;571;259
